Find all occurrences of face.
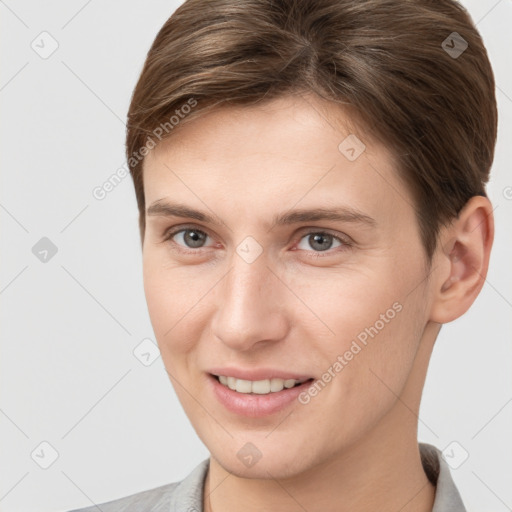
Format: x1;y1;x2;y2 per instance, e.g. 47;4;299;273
142;93;434;479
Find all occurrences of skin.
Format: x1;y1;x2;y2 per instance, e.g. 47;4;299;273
141;92;493;512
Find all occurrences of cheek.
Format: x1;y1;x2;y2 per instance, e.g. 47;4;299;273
142;259;188;353
143;264;170;336
288;265;404;344
293;264;425;394
142;257;216;367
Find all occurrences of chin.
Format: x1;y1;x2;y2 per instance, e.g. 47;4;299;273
210;438;318;480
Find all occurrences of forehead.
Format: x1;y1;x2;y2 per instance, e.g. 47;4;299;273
146;94;377;167
142;94;411;227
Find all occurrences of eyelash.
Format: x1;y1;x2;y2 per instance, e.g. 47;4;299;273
161;224;352;259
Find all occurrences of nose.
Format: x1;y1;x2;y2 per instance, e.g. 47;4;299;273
210;249;289;352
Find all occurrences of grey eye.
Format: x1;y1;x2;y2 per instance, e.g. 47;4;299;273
175;229;209;248
297;233;342;252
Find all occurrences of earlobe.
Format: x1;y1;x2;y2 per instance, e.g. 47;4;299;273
430;196;494;324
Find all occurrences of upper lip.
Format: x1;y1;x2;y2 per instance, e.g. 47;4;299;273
208;367;313;381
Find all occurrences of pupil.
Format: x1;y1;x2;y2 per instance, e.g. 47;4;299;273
185;230;205;248
310;233;332;251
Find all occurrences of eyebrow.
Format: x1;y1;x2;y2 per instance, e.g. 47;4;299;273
146;200;377;229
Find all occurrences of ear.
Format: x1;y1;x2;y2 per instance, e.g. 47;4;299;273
429;196;494;324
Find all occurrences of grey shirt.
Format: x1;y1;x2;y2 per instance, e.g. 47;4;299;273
67;442;466;511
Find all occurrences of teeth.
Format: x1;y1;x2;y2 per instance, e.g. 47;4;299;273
216;375;307;394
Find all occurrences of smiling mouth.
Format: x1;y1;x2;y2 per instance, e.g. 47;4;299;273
212;374;314;395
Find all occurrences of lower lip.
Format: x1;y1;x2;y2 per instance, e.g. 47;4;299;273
208;374;314;418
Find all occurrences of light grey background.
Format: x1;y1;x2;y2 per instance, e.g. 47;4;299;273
0;1;511;511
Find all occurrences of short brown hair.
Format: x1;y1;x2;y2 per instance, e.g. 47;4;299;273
126;0;497;263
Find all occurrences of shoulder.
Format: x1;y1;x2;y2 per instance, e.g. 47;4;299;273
65;458;210;512
66;482;179;512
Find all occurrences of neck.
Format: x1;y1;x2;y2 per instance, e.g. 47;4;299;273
204;428;435;512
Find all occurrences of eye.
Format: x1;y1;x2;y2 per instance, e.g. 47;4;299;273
161;225;352;258
295;230;351;256
163;226;214;252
